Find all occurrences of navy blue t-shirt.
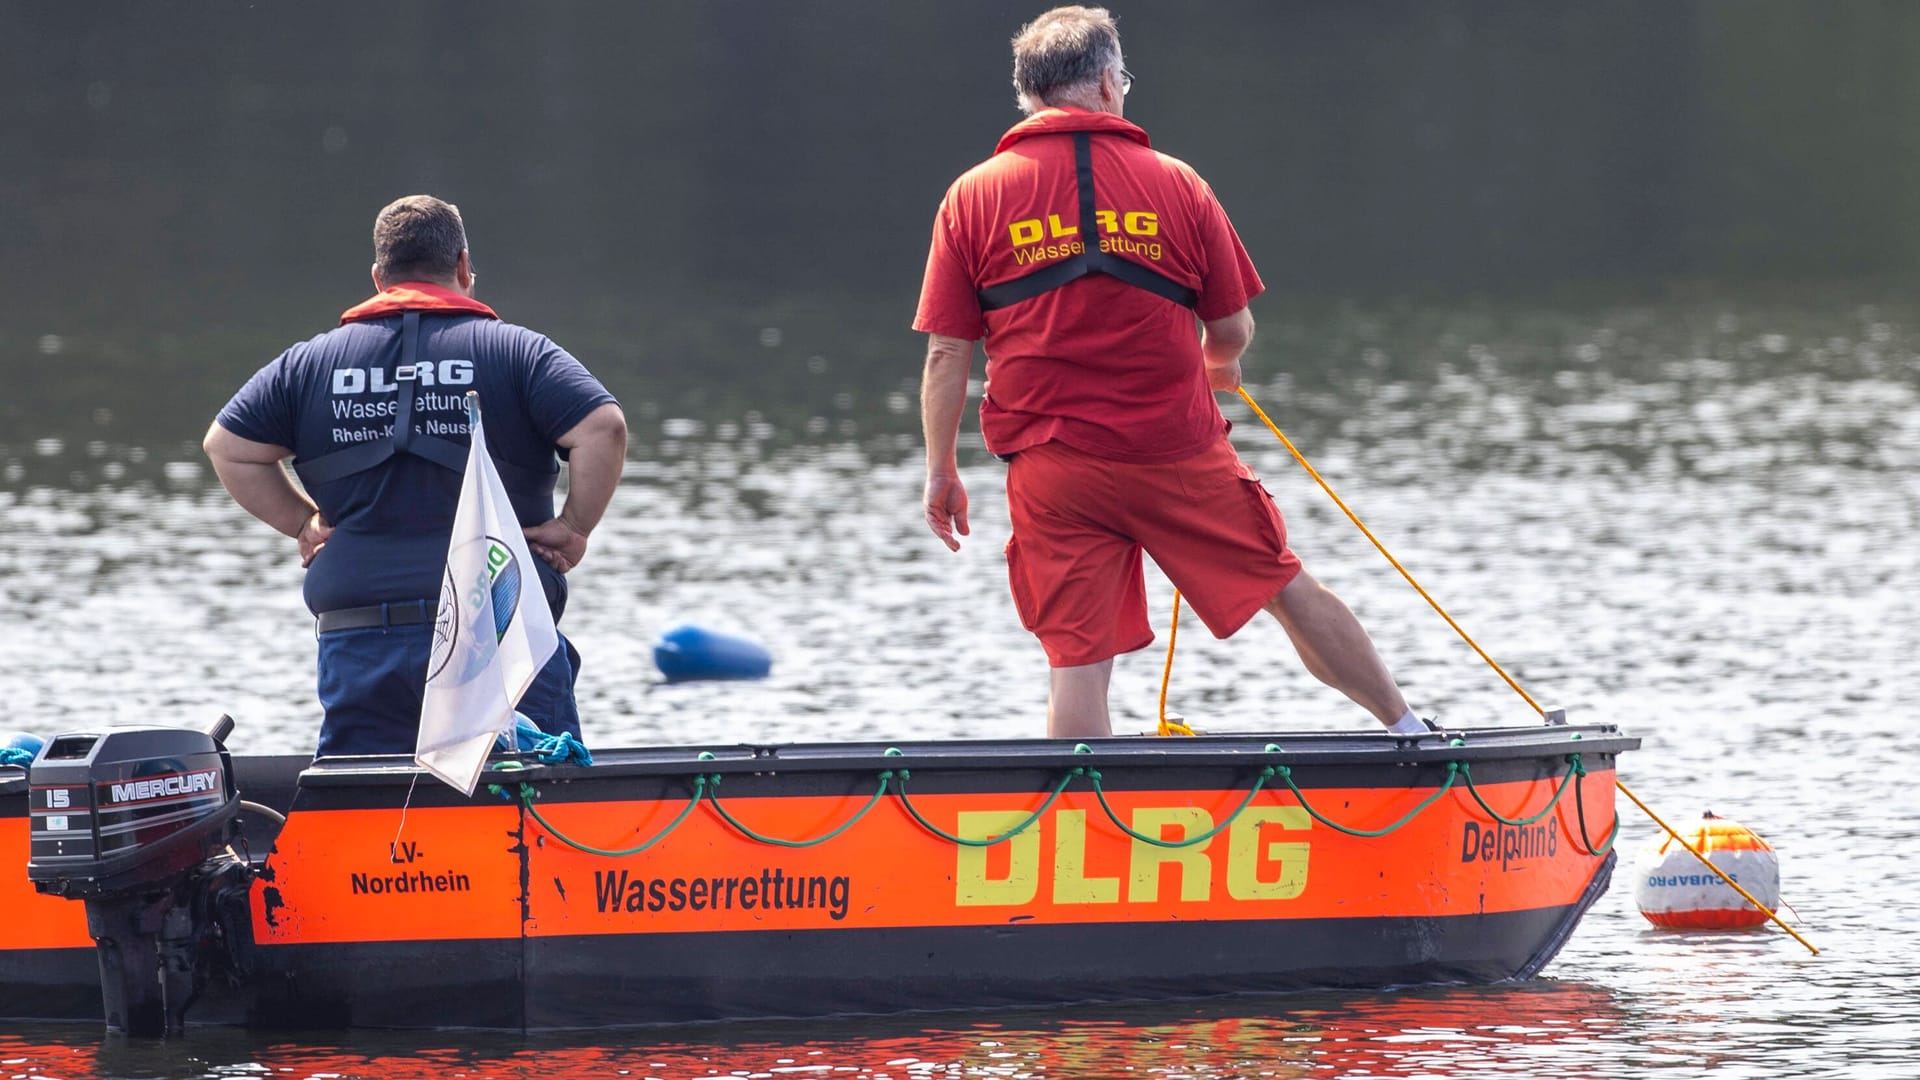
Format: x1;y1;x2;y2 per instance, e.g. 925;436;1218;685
216;313;616;615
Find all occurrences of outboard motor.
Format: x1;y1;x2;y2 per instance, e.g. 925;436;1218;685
26;716;255;1036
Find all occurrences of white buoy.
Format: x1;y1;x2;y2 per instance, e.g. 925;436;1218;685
1633;812;1780;929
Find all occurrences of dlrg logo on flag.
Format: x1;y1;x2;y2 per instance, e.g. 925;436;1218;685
426;539;525;682
416;393;558;794
481;542;524;638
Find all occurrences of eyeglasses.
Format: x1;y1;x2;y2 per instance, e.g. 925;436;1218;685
1120;68;1134;95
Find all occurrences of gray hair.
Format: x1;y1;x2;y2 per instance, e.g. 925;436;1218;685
373;194;468;284
1011;6;1122;114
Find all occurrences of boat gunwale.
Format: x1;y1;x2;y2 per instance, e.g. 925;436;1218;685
291;724;1637;788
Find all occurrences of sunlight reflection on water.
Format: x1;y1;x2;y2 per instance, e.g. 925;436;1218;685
1;302;1915;1078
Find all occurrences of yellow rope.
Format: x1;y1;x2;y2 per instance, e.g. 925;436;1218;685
1199;385;1820;954
1614;779;1819;953
1156;590;1195;736
1233;387;1543;713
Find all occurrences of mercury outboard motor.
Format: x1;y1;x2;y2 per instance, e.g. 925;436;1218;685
26;715;255;1036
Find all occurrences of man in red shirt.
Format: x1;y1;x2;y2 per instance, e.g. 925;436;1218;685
915;6;1427;739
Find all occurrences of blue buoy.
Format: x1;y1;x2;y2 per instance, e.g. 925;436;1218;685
0;730;45;768
653;623;773;682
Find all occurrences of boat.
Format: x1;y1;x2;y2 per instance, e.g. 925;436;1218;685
3;713;1637;1034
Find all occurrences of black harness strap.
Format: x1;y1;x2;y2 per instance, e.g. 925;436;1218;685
294;311;555;496
977;131;1200;312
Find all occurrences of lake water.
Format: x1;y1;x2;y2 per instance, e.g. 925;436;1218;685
1;290;1916;1077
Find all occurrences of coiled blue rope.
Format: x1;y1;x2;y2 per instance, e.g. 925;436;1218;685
530;732;593;766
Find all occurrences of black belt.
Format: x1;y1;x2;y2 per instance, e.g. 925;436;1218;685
315;600;436;635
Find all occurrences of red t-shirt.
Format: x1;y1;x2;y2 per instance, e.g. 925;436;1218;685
914;108;1264;464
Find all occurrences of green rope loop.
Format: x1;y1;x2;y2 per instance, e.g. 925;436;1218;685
1272;761;1460;837
522;775;707;858
893;767;1081;847
495;746;1619;862
1571;755;1619;856
482;780;539;803
1086;766;1277;848
703;773;890;848
1458;757;1578;827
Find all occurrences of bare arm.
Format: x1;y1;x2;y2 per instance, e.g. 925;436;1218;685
525;401;628;573
203;422;332;566
920;333;975;552
1201;306;1255;392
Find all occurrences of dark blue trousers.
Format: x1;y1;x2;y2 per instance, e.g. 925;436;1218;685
314;623;582;758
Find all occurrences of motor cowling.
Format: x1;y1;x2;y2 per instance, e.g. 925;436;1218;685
26;722;253;1036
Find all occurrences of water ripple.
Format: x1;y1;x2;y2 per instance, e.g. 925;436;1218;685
1;300;1915;1076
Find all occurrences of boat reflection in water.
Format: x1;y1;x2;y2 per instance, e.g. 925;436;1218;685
0;980;1632;1079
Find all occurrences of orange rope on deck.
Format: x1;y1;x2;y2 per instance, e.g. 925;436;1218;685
1156;591;1194;736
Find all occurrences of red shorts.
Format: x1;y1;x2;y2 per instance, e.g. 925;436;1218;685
1004;436;1303;667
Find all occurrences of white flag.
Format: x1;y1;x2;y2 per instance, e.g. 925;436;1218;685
416;393;559;795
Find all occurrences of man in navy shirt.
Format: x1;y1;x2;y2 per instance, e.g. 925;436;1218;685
204;194;627;757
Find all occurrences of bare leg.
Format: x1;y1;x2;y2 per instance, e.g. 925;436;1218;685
1048;659;1115;738
1264;571;1409;727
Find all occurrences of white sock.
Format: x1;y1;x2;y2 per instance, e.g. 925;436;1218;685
1386;709;1427;735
